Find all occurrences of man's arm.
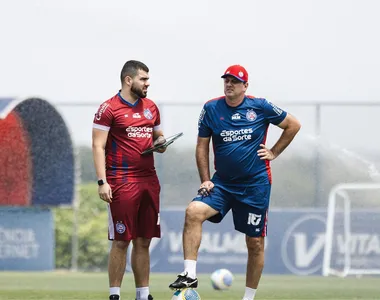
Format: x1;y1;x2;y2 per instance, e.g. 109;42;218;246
258;113;301;160
153;129;164;141
92;128;109;180
92;128;113;202
196;136;211;182
270;113;301;158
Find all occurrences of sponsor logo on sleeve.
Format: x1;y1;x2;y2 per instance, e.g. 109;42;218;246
95;103;109;121
268;101;283;115
198;109;206;128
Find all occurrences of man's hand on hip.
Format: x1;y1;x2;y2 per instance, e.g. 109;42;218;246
198;180;214;197
257;144;276;161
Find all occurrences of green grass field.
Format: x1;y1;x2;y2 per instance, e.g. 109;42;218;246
0;271;379;300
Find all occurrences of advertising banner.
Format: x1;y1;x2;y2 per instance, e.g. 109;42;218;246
127;208;380;275
0;208;54;270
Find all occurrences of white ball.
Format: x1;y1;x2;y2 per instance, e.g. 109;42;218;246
210;268;234;290
171;288;201;300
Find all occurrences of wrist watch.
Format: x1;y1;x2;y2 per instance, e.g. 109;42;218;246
97;179;106;186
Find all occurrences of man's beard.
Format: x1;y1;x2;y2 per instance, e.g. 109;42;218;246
131;84;147;98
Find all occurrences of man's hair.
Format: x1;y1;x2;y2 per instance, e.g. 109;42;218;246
120;60;149;82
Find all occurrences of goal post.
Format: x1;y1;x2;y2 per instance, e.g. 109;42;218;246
323;183;380;277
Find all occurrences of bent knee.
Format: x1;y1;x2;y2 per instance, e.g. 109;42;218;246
185;201;216;223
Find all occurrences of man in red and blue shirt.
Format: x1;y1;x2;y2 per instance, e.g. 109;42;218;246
169;65;301;300
93;60;165;300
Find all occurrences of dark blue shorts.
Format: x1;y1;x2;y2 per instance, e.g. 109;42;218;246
193;184;271;237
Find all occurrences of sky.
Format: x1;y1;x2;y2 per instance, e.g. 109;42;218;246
1;0;380;154
1;0;380;104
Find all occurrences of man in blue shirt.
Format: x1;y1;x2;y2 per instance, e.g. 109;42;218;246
169;65;301;300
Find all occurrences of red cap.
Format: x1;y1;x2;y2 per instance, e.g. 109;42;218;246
221;65;248;82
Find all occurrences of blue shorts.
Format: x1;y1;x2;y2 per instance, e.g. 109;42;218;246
193;184;271;237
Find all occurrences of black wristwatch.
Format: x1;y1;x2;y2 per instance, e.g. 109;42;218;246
97;179;106;186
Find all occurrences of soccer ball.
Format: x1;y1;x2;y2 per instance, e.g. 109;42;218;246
210;268;234;290
171;288;201;300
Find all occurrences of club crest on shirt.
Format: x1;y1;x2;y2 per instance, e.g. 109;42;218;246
143;108;153;120
246;109;257;122
115;221;126;234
